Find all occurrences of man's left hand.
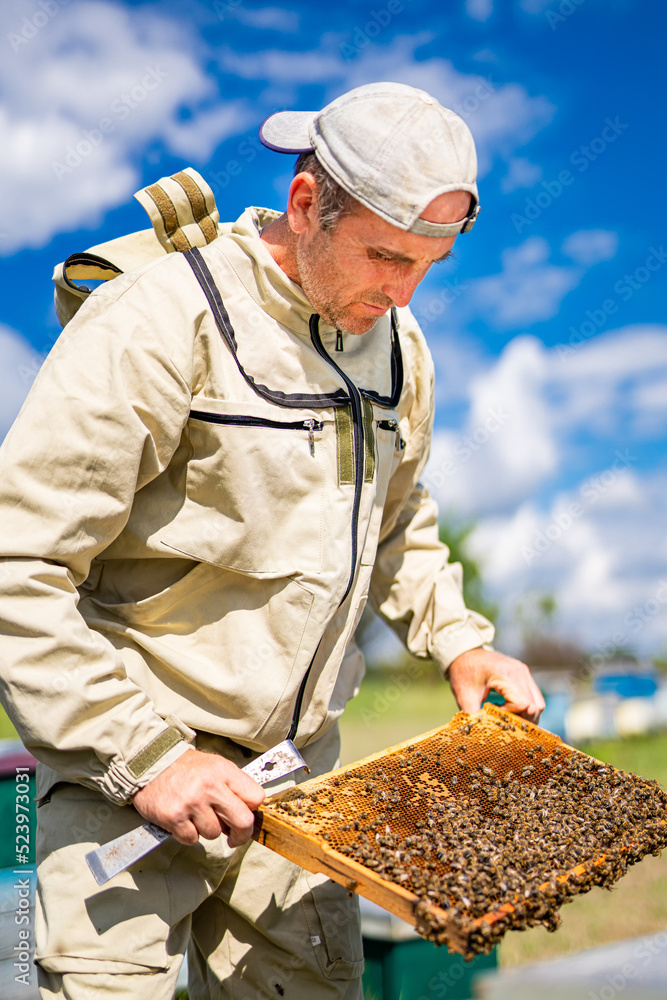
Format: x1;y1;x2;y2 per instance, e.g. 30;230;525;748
448;647;545;724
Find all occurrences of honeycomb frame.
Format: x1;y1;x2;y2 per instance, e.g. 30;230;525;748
253;704;667;955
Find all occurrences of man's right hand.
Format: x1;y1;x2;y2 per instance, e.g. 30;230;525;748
132;748;265;847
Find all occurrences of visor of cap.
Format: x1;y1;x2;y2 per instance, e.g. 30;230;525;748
260;111;315;154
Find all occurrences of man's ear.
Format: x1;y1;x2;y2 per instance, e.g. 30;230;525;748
286;172;319;235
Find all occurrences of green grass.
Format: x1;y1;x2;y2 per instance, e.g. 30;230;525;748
339;662;459;764
0;706;18;740
584;731;667;787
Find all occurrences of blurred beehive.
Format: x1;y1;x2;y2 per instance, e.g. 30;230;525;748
253;704;667;957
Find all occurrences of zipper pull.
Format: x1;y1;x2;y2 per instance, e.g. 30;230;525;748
380;419;405;451
335;330;344;352
304;419;317;456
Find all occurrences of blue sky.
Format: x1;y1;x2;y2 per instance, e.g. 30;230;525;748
1;0;665;659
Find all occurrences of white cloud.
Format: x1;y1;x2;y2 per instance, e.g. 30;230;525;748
465;237;581;327
0;326;45;440
0;1;251;254
231;7;300;32
445;229;622;333
424;335;558;515
501;156;543;193
466;471;667;656
630;376;667;435
422;322;667;654
558;327;667;377
162;103;250;161
424;323;667;512
426;332;490;409
220;33;555;176
466;0;494;21
562;229;618;266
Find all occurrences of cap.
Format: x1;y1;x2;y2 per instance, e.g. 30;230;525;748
259;82;480;237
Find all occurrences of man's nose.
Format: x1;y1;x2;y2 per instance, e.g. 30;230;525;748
382;269;425;308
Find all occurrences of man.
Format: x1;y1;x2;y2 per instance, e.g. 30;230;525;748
0;82;543;999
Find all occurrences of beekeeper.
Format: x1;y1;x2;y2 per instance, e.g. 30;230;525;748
0;82;544;999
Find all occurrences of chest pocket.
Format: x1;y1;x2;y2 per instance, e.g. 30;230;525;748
161;401;329;577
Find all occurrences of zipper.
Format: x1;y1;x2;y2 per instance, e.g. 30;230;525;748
308;315;364;605
377;418;406;451
287;316;366;743
185;249;350;410
286;639;323;741
189;410;323;455
335;330;344;352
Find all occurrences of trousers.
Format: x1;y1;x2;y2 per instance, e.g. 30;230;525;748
35;725;364;999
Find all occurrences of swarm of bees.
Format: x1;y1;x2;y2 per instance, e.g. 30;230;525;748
268;708;667;959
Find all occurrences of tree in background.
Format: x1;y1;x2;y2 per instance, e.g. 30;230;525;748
438;518;497;626
516;591;586;672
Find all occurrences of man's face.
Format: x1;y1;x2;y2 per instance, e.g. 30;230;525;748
294;189;471;335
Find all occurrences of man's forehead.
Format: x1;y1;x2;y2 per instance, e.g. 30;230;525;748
339;189;469;263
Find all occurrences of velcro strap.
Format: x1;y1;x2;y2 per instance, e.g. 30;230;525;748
128;728;183;778
135;167;220;253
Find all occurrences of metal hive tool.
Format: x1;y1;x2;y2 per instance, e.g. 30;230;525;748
253;704;667;958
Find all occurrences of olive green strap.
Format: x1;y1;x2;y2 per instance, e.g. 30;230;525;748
128;728;183;778
335;406;355;486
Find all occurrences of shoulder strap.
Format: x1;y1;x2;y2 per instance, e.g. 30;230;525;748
53;168;222;327
135;168;219;254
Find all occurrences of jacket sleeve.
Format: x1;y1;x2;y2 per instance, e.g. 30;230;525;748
368;307;495;672
0;256;202;804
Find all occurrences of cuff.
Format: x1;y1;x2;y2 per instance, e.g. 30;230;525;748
99;727;195;805
431;619;495;677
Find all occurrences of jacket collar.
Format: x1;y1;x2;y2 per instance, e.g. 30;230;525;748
207;207;398;403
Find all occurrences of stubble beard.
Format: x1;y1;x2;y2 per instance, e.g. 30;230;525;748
295;227;387;336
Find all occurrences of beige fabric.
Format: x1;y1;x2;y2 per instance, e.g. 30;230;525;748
36;726;362;1000
52;167;223;326
0;200;493;809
